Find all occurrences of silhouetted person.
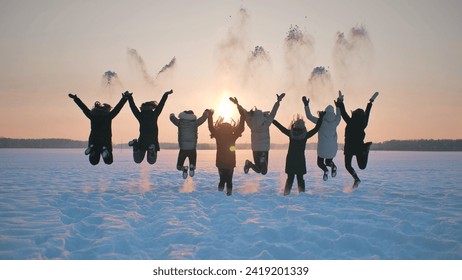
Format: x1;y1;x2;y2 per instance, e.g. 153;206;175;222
208;107;245;196
230;93;285;176
273;112;324;195
170;109;209;179
336;91;379;188
68;92;129;165
127;90;173;164
303;92;342;181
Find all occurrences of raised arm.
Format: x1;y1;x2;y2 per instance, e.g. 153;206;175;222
169;113;179;126
263;93;285;126
69;93;92;119
196;109;209;126
126;93;141;120
272;119;290;137
302;96;318;124
364;92;378;128
305;111;324;139
110;92;129;119
207;110;217;137
154;89;173;116
235;108;246;136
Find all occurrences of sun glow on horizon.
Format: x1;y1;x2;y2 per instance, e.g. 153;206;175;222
215;92;236;123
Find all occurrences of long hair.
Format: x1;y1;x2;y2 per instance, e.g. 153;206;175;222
210;117;240;138
288;114;305;130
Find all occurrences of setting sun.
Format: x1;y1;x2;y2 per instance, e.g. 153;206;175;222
215;92;236;122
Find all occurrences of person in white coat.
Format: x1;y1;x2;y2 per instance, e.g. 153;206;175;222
230;93;285;175
303;91;342;181
170;109;209;179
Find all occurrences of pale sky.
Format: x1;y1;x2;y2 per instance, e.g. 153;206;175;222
1;0;461;145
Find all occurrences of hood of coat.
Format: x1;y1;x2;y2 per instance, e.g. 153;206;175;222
179;111;197;121
323;105;336;122
248;109;269;127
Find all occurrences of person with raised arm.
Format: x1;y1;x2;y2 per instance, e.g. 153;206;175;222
68;91;130;165
230;93;285;176
127;89;173;164
335;91;379;188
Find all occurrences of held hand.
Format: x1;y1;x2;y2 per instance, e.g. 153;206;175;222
302;96;309;106
229;97;239;105
338;90;344;102
170;113;175;118
370;92;379;102
166;89;173;95
277;93;286;102
209;109;214;116
122;91;133;99
68;93;76;99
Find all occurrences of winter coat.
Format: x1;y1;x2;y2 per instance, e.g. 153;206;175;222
305;104;341;159
208;113;245;169
272;118;322;175
237;101;280;151
170;111;208;150
338;101;373;155
128;92;169;151
73;96;127;152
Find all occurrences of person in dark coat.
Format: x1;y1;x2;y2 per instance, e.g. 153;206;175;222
68;91;129;165
335;91;379;188
272;112;324;195
170;109;209;179
208;107;245;196
127;89;173;164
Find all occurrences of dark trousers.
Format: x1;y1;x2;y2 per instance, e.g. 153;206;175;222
285;173;305;195
176;149;197;170
344;143;371;178
218;168;234;194
248;151;269;175
133;144;157;164
317;156;335;172
89;146;113;165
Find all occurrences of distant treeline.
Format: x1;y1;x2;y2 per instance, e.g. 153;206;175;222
372;139;462;151
1;137;461;151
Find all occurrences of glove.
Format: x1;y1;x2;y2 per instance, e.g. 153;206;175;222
277;93;285;102
122;91;132;98
302;96;309;106
338;91;344;102
68;93;76;99
166;89;173;95
229;97;239;105
370;92;379;102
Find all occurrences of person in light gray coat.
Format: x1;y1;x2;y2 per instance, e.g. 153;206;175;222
231;93;285;175
170;109;209;179
303;91;342;181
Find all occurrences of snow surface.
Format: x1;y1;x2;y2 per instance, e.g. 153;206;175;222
0;149;461;260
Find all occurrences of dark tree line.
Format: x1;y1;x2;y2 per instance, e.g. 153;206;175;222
1;137;461;151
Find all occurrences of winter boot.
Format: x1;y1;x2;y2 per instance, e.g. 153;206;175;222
148;144;157;164
352;173;361;188
218;183;225;192
226;183;233;196
182;166;188;179
298;179;305;193
84;144;94;155
189;164;195;177
102;146;109;160
323;171;328;181
244;160;251;174
128;139;137;147
331;163;337;178
284;179;293;196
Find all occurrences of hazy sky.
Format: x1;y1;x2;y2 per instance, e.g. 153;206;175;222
1;0;461;145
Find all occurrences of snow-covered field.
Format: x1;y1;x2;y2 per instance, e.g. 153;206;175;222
0;148;461;260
